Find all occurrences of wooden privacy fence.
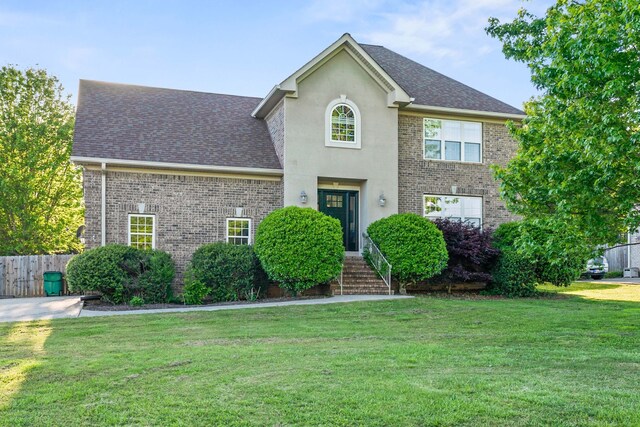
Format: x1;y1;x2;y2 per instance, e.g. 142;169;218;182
0;254;75;297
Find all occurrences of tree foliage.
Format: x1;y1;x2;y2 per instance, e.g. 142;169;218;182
486;1;640;250
0;65;83;255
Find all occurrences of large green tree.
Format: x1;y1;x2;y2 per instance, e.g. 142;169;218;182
0;66;83;255
486;0;640;255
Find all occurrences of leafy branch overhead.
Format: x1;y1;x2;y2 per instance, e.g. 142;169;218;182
0;65;83;255
486;0;640;249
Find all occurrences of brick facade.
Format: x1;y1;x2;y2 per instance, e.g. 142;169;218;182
397;114;519;229
83;169;284;282
265;99;285;167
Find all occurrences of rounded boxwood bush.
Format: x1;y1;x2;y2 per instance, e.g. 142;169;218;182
367;213;448;286
184;242;267;303
66;244;174;304
254;206;344;294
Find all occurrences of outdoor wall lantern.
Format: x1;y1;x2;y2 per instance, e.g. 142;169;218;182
378;193;387;207
300;191;308;204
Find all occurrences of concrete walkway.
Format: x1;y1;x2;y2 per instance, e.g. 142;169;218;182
79;294;413;318
0;296;83;323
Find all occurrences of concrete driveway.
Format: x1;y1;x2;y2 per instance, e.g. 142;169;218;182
0;296;83;323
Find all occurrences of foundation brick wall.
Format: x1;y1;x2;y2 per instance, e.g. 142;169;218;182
83;169;284;283
398;114;519;229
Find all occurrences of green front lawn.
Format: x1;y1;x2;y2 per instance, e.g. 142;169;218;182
1;289;639;426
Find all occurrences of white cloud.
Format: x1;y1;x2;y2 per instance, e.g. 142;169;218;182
361;0;527;63
302;0;544;64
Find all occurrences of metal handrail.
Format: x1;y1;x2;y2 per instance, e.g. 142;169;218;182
362;233;392;295
335;264;344;295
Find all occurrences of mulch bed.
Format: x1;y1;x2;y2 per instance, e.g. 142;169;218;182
82;295;330;311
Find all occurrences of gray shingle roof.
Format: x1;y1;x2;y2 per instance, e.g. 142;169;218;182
361;44;524;115
72;80;282;170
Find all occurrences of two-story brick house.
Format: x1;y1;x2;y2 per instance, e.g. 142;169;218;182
72;33;523;290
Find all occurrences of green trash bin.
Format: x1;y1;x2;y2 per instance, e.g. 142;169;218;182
43;271;63;296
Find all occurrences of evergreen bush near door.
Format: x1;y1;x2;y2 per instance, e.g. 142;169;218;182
367;213;448;290
254;206;344;294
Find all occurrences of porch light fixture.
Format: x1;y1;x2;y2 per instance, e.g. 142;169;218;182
300;191;308;204
378;193;387;207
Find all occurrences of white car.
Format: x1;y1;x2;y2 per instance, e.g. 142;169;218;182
586;256;609;280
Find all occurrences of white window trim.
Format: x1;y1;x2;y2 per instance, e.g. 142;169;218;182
422;194;483;227
325;96;362;149
128;214;156;249
226;218;252;245
423;118;483;163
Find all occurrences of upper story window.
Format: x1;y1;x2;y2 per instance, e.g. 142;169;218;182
325;96;361;149
129;214;155;250
424;118;482;163
424;195;483;228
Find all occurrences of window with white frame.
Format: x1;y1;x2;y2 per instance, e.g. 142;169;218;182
226;218;251;245
423;195;483;227
424;118;482;163
325;96;361;148
129;214;155;249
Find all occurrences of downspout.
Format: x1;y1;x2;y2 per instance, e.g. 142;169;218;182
101;162;106;247
628;232;632;269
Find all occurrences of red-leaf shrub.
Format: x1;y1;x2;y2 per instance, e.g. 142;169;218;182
432;218;499;284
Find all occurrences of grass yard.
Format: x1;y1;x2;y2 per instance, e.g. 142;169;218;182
1;286;639;426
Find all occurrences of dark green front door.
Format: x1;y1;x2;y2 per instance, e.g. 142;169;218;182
318;190;359;251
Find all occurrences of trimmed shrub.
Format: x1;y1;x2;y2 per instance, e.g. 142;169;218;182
254;206;344;294
489;249;537;297
492;220;586;288
431;219;500;288
137;250;175;303
66;244;175;304
367;213;448;288
184;243;267;303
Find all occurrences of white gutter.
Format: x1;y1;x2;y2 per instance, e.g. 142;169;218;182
403;103;526;120
101;162;106;247
71;156;284;176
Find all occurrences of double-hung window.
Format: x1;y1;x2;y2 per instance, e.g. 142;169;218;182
424;118;482;163
129;214;155;249
226;218;251;245
423;195;483;227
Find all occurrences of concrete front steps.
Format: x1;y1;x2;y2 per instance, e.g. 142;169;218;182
331;255;393;295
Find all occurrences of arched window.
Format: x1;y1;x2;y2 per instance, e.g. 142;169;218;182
331;104;355;142
325;97;361;148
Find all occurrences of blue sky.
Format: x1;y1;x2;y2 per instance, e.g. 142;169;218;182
0;0;555;109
